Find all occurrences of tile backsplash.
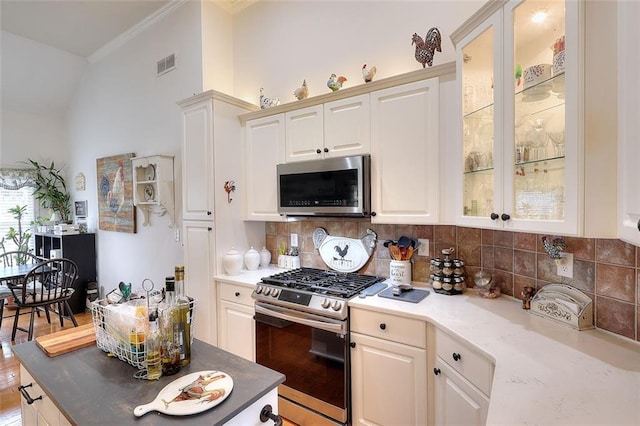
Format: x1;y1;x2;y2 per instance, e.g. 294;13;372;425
265;220;640;342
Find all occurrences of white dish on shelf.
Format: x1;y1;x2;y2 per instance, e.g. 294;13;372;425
144;184;155;201
523;64;552;89
145;164;156;181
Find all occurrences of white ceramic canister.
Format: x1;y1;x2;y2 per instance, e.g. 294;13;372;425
259;247;271;268
223;248;243;275
390;260;412;285
244;246;260;271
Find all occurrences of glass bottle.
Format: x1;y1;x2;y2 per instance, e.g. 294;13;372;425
174;265;191;366
159;276;181;376
145;308;162;380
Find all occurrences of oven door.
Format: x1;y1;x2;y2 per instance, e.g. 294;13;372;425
254;302;349;425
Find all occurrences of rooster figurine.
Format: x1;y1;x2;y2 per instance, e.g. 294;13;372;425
293;80;309;100
362;64;377;83
327;73;347;92
541;236;567;262
259;88;280;109
412;27;442;68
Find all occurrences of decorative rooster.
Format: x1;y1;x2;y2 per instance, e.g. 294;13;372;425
293;80;309;100
412;27;442;68
334;244;349;260
327;73;347;92
259;88;280;109
541;236;567;261
362;64;377;83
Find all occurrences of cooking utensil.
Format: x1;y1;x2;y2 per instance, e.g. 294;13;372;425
383;240;397;248
389;245;402;260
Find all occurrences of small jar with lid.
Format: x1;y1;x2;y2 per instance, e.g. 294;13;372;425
430;258;443;274
431;274;443;290
442;276;454;292
442;260;454;276
453;259;465;275
454;276;465;292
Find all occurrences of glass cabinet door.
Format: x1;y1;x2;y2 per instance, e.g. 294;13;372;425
510;0;566;222
461;18;498;220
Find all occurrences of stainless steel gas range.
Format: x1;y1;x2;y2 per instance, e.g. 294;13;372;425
252;267;386;426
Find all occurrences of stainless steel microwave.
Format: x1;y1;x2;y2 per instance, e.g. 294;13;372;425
277;154;371;217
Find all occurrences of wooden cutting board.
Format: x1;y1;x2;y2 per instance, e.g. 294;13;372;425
36;323;96;357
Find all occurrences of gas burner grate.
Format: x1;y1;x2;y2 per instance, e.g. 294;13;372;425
261;267;385;299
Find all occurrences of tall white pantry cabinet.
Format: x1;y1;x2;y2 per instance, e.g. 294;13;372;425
178;91;258;346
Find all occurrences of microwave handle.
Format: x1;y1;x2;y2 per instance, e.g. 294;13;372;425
254;303;346;335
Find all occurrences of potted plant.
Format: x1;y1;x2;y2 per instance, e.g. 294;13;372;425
28;159;71;223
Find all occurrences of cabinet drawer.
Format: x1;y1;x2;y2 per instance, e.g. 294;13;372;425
351;308;426;348
436;329;493;396
20;365;67;426
218;282;254;306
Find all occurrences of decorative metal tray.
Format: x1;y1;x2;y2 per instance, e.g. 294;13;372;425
530;284;594;330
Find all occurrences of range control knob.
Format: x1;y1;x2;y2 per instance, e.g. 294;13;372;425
262;287;271;296
255;286;263;294
321;298;331;309
271;288;280;297
331;300;342;311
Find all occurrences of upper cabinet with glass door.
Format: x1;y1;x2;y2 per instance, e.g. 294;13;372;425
452;0;583;235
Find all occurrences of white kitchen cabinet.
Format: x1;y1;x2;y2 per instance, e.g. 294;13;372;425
20;365;71;426
350;308;427;426
179;96;215;221
370;79;440;224
183;220;217;345
131;155;174;227
244;114;286;221
217;281;255;362
432;328;493;426
285;95;370;163
451;0;617;237
617;0;640;245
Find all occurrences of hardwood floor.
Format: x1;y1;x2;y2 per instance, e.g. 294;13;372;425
1;309;298;426
0;308;93;425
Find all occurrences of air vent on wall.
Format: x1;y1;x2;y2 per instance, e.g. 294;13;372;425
157;53;176;76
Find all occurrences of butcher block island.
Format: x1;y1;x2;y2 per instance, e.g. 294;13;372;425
13;339;285;425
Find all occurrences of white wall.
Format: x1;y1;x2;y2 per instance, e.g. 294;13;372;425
0;31;86;168
66;1;206;294
231;0;484;105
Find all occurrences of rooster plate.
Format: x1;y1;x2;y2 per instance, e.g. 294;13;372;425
313;227;377;273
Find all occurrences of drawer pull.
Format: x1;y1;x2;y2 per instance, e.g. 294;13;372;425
452;352;461;361
260;404;283;426
433;367;441;376
18;383;43;405
379;323;386;330
350;341;356;348
235;292;240;297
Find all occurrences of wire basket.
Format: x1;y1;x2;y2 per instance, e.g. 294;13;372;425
90;296;196;369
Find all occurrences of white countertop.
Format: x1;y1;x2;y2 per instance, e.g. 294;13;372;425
214;270;640;425
214;266;282;286
349;284;640;426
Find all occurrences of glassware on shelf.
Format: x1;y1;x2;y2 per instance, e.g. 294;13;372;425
527;118;549;161
548;130;565;157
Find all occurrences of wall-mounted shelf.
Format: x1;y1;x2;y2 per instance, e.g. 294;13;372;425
131;155;175;226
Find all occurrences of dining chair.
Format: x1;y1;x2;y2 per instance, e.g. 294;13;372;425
9;258;79;341
0;251;42;329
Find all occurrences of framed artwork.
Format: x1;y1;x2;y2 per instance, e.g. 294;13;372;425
74;200;87;217
96;153;136;233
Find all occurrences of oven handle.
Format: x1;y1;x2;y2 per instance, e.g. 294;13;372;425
254;303;346;335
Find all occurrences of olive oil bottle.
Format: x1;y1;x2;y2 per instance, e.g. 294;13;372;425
174;265;191;366
145;308;162;380
159;277;181;376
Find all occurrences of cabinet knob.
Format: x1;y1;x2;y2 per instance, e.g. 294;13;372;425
379;323;386;330
370;211;377;217
501;213;511;221
207;211;212;216
316;149;322;154
350;341;356;348
490;213;499;220
452;352;461;362
259;404;283;426
235;292;240;297
637;219;640;232
433;368;441;376
207;227;212;231
323;147;329;153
